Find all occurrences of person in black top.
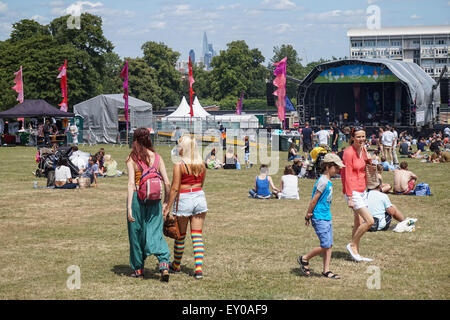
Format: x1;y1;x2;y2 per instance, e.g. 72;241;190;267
417;138;427;152
43;119;51;147
243;136;251;168
301;122;313;157
331;122;339;153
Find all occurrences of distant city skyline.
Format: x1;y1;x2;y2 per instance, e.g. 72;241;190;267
0;0;449;65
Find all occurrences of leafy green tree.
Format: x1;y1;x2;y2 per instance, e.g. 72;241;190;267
99;51;123;94
141;41;182;107
181;63;212;101
49;13;114;78
10;19;50;42
209;40;268;101
0;21;100;112
126;57;164;110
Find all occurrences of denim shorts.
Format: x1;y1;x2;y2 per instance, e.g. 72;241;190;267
173;190;208;217
311;218;333;249
245;152;249;162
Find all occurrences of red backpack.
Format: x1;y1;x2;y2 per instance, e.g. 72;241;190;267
136;154;163;202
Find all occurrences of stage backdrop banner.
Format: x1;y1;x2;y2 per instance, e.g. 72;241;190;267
314;64;399;83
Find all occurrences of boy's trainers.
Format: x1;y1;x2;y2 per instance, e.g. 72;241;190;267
194;272;203;279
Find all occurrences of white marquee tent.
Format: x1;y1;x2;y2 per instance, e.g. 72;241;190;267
162;96;211;120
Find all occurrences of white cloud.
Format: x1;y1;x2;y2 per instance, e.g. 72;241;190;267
173;4;193;16
303;9;365;23
218;4;240;10
65;1;103;16
262;0;296;10
149;21;166;30
266;23;294;34
410;14;420;19
0;1;7;14
31;15;50;24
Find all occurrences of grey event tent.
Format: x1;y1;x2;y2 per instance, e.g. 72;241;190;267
73;94;153;144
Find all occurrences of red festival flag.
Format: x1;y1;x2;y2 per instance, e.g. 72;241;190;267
189;56;195;117
57;60;68;112
273;57;287;128
12;66;24;104
120;60;129;128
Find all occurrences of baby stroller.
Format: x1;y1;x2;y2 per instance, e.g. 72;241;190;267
305;146;329;179
35;146;80;186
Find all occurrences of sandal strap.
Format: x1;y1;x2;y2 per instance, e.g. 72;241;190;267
323;271;339;278
298;256;309;266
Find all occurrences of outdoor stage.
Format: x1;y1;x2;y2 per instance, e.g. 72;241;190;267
296;58;441;129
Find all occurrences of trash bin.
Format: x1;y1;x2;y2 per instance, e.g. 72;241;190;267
279;136;291;152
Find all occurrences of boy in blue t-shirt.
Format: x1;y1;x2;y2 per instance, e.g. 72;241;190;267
297;153;345;279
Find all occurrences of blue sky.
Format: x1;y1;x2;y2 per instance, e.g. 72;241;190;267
0;0;449;64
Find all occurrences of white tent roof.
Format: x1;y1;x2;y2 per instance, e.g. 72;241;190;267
163;96;211;120
215;114;259;122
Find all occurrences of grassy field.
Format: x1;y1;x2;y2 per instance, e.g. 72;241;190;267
0;143;449;300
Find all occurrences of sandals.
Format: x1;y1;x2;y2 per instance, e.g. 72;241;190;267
130;269;144;279
297;256;311;277
322;271;341;279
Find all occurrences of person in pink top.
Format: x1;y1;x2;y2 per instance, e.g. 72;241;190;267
341;126;375;262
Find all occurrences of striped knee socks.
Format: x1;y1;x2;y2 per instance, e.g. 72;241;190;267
172;233;186;270
191;230;204;274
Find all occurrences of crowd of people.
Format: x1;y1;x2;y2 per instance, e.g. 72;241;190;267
31;122;447;282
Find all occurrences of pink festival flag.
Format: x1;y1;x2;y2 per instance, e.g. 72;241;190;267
120;60;129;129
273;57;287;128
189;56;195;117
236;91;244;115
11;66;24;104
57;60;68;112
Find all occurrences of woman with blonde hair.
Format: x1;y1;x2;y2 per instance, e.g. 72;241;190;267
103;154;122;177
163;134;208;279
126;128;171;281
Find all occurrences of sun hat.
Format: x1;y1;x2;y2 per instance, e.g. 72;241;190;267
323;153;345;168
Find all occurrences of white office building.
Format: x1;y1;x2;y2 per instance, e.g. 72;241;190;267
347;25;450;79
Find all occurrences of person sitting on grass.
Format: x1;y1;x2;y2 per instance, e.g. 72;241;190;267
80;155;99;187
103;154;122;177
297;153;345;280
376;164;392;193
54;158;78;189
205;148;223;169
223;147;238;169
393;161;417;194
292;158;303;176
288;142;301;161
367;182;406;232
277;165;299;200
249;164;279;199
381;156;395;171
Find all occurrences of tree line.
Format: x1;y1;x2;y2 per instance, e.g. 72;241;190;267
0;13;332;113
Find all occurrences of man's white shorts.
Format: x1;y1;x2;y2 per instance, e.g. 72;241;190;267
345;190;369;210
